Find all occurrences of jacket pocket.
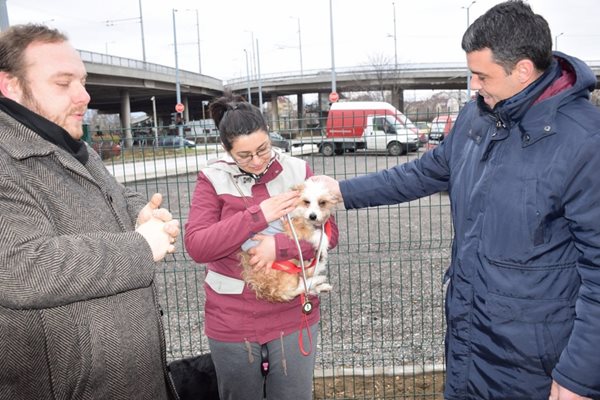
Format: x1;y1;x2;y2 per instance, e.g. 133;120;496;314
483;256;579;303
485;292;574;377
486;292;574;323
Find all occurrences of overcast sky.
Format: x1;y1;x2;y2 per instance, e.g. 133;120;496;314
6;0;600;82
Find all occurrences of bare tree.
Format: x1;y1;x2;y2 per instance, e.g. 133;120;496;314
346;52;396;102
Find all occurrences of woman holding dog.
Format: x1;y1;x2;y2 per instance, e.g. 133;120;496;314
185;94;338;400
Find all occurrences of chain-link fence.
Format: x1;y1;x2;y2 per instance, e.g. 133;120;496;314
100;110;453;399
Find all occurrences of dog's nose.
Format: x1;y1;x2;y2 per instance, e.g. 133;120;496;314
309;213;317;220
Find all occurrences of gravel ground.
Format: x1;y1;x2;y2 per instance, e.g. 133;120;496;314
123;148;453;395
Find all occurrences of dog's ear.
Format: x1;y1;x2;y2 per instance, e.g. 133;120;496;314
330;194;342;205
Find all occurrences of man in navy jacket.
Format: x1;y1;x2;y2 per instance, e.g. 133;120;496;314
316;1;600;399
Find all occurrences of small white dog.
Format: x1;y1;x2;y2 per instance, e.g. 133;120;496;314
240;179;337;302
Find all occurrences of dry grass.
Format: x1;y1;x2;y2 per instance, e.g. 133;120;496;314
313;371;445;400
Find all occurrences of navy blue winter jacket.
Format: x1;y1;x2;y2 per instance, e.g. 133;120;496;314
340;53;600;399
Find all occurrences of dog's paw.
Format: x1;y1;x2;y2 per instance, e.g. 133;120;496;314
314;283;333;293
309;275;332;294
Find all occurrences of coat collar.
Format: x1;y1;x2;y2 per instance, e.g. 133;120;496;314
476;53;595;148
208;148;287;184
0;109;96;182
0;98;88;164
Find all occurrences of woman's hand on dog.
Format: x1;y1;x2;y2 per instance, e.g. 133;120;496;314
259;191;300;223
247;234;276;270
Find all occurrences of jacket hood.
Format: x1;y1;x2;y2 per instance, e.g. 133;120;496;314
206;147;287;182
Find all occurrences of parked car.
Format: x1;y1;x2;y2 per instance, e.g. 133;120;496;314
269;131;290;152
429;114;458;142
415;121;430;145
156;136;197;148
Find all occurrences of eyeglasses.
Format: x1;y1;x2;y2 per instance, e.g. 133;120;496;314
232;143;272;165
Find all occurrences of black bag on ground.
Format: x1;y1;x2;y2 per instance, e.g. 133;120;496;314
168;353;220;400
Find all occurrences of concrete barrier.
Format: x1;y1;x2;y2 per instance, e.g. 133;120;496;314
106;143;319;183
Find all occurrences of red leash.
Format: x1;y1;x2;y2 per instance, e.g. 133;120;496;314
297;294;313;356
273;219;332;356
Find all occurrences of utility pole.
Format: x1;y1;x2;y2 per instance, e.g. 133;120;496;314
392;2;398;69
195;9;202;74
138;0;146;63
0;0;9;31
244;49;252;103
256;39;263;113
462;1;476;101
329;0;336;94
172;9;183;147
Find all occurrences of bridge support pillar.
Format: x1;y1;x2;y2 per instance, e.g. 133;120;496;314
270;93;279;133
391;88;405;112
297;93;304;133
183;96;190;123
120;89;133;148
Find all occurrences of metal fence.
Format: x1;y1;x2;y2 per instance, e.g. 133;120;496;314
101;114;452;399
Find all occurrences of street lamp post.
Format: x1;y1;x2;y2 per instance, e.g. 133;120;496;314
150;96;158;146
195;9;202;74
104;41;116;55
245;31;256;80
138;0;146;63
177;9;202;74
172;9;183;147
392;2;398;69
243;49;252;103
329;0;337;95
555;32;564;51
256;39;263;113
462;0;476;101
296;17;304;75
0;0;9;31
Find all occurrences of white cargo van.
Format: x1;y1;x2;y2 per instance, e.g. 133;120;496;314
322;101;419;156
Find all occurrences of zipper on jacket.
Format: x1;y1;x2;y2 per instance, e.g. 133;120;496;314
481;114;506;161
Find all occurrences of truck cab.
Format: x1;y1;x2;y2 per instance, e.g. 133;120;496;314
364;115;415;156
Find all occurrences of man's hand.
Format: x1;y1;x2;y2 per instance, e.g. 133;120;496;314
549;381;591;400
137;193;173;226
309;175;343;204
247;234;276;270
136;218;180;261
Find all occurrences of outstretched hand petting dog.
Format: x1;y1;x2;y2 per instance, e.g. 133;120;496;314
308;176;343;205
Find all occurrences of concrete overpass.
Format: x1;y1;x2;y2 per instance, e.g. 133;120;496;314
81;49;600;127
81;50;223;121
82;50;478;119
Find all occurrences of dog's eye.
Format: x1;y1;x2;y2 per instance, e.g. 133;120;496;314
319;200;327;207
303;200;310;206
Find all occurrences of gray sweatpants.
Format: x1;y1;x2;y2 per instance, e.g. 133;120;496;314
208;323;319;400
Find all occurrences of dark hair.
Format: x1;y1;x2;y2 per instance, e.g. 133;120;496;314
209;93;268;151
461;0;553;74
0;24;67;82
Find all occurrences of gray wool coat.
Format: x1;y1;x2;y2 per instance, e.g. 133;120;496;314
0;110;178;400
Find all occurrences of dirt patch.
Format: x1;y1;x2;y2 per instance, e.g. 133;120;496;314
313;371;445;399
